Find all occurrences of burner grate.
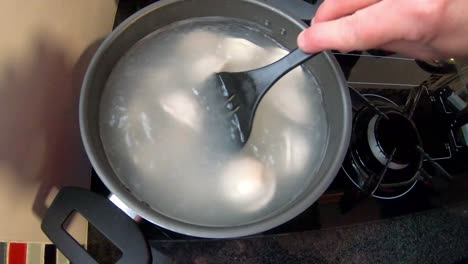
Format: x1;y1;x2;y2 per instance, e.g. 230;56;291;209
344;86;452;199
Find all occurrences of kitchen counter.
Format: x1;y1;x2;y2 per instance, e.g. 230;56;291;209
88;200;468;263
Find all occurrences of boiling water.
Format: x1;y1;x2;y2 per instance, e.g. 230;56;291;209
99;18;328;226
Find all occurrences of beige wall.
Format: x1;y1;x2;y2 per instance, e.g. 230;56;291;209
0;0;117;243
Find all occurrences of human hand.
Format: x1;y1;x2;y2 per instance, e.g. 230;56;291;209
297;0;468;60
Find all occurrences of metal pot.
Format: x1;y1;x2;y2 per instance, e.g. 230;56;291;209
42;0;351;262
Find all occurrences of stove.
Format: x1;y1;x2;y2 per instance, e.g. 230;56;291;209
89;0;468;241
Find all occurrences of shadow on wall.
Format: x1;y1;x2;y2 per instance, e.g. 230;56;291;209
0;33;102;220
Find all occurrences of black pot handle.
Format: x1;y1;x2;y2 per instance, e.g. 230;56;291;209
41;187;151;264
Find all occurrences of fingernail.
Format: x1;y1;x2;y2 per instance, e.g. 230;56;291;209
297;31;306;50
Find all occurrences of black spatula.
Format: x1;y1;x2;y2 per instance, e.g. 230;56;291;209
217;48;318;144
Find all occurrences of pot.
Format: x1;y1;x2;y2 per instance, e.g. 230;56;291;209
42;0;351;262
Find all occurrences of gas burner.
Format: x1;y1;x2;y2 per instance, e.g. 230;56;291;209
343;87;453;200
343;92;424;199
368;111;421;170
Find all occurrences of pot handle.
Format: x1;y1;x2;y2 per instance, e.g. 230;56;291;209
41;187;151;264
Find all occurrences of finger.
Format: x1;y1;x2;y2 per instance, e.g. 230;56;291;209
314;0;381;23
298;1;408;53
380;40;443;61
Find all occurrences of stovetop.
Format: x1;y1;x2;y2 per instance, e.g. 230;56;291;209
89;0;468;241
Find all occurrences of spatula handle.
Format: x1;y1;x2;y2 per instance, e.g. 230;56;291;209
276;48;316;72
252;48;318;94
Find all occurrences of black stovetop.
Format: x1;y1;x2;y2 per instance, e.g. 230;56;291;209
89;0;468;241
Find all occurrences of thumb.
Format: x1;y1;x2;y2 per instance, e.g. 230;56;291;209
297;18;358;53
297;29;319;52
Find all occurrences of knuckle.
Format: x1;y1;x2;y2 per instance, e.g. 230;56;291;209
323;0;339;7
343;12;368;50
411;0;447;26
315;0;338;20
405;0;448;42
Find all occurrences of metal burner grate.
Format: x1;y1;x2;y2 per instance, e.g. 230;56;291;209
343;86;452;199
